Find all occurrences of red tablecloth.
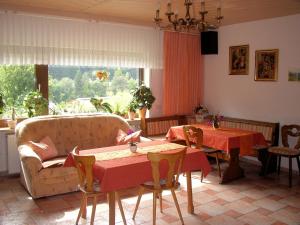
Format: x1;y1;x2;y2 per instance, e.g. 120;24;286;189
65;140;211;192
166;124;267;156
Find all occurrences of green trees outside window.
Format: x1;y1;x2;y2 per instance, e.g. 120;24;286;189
0;65;36;117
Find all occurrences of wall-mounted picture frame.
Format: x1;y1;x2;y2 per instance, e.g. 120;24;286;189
229;45;249;75
255;49;279;81
288;68;300;82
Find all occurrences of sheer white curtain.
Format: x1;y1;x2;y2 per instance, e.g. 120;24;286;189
0;13;163;68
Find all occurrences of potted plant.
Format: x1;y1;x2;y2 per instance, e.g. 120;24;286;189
7;107;17;129
23;90;48;117
131;84;155;119
0;92;5;119
90;97;113;113
127;100;138;120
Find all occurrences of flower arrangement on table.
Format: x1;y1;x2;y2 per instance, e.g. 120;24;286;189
210;113;223;129
194;105;209;122
127;129;138;152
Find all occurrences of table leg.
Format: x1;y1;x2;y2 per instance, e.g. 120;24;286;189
220;148;244;184
108;191;115;225
186;171;194;214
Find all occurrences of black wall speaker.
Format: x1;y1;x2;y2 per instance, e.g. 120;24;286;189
201;31;218;55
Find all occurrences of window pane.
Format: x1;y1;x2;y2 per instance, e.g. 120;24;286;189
0;65;36;118
48;66;139;115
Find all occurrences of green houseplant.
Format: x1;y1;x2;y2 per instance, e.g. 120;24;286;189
127;100;138;120
0;92;5;118
132;84;155;119
23;90;48;117
90;97;113;113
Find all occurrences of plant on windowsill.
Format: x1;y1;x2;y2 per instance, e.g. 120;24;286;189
127;100;138;120
7;107;17;129
23;90;48;118
131;84;155;119
90;97;113;113
0;92;5;119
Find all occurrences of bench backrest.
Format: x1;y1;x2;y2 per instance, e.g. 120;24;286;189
220;117;279;146
143;115;186;137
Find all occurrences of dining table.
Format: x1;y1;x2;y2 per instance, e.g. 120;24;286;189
166;123;268;184
65;140;212;225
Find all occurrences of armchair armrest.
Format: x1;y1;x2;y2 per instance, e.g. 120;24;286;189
18;144;43;176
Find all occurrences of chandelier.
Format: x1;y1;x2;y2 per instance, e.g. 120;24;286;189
154;0;224;33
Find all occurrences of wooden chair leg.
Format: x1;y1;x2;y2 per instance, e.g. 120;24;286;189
132;186;144;220
289;157;292;188
170;189;184;225
76;194;86;224
277;155;281;175
159;192;163;213
153;191;157;225
82;194;87;219
296;156;300;176
264;153;271;176
200;169;204;182
215;153;221;178
90;196;97;225
115;192;127;225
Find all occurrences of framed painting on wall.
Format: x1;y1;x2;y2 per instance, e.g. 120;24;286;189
229;45;249;75
255;49;279;81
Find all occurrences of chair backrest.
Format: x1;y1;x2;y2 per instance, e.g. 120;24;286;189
281;125;300;149
183;125;203;149
147;148;187;190
71;147;96;192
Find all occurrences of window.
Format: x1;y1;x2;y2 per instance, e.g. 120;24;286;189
48;66;140;116
0;65;36;118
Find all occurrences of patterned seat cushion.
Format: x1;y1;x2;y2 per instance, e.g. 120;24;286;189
269;147;300;156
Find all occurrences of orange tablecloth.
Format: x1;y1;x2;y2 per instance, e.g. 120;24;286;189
166;124;267;156
65;140;211;192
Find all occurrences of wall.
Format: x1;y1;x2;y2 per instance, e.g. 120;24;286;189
203;14;300;170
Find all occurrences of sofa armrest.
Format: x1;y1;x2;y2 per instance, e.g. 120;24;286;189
18;144;43;176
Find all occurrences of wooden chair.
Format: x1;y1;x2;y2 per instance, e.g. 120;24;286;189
265;125;300;187
132;148;187;225
72;147;127;225
183;125;222;181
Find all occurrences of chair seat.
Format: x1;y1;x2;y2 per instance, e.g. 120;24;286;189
79;181;101;193
269;147;300;156
142;179;179;190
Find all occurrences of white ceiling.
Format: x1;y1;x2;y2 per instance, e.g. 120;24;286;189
0;0;300;27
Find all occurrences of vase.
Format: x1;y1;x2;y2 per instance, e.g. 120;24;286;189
7;119;17;130
138;107;147;119
128;111;136;120
213;120;219;129
129;143;137;153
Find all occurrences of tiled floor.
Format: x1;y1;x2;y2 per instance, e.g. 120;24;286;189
0;161;299;225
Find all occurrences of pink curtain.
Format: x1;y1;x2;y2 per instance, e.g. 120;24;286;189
163;31;203;116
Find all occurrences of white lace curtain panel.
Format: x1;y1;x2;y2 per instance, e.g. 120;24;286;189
0;13;163;69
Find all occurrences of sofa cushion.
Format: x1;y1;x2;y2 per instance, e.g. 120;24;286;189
29;136;58;161
116;129;142;145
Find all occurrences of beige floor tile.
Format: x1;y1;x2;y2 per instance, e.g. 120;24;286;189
195;201;229;216
216;190;245;202
238;211;276;225
206;214;246;225
269;208;300;225
253;198;286;212
225;199;259;214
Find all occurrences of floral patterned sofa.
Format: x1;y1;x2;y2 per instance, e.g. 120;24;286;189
15;114;132;199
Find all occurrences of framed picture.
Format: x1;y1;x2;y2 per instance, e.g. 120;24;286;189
229;45;249;75
255;49;279;81
288;68;300;82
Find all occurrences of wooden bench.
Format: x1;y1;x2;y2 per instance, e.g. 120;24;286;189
215;116;279;175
